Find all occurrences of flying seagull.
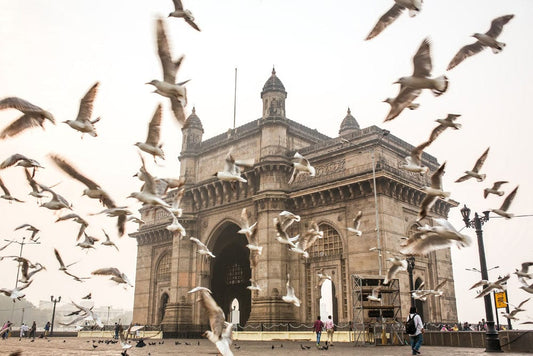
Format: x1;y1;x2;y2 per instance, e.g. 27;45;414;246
55;213;88;241
63;82;101;137
77;232;99;251
471;274;510;299
14;223;40;241
501;298;530;320
455;147;490;183
0;97;55;139
384;38;448;122
383;97;419;111
367;284;382;302
484;181;508;199
128;154;170;208
92;267;133;287
366;0;422;41
447;15;514;71
0;154;44;174
214;151;254;184
490;185;518;219
38;184;71;210
274;217;298;248
383;257;407;285
288;152;315;184
428;114;462;142
190;237;215;258
135;104;165;162
347;210;363;236
18;260;46;284
169;0;201;31
418;162;450;222
101;229;119;251
156;19;187;126
400;140;431;175
247;279;261;291
0;280;33;301
514;262;533;280
282;274;301;307
24;168;47;200
162;206;186;237
401;218;471;255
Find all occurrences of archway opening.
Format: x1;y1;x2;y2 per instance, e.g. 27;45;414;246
210;223;251;326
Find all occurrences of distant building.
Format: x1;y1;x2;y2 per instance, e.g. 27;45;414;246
131;69;458;335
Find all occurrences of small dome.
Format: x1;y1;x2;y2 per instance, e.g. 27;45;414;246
261;67;286;97
183;107;204;132
339;108;360;134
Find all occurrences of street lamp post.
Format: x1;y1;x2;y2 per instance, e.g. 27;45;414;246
372;129;389;276
406;256;416;307
50;295;61;336
460;205;502;352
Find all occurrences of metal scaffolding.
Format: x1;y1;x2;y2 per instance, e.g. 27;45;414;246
351;274;405;346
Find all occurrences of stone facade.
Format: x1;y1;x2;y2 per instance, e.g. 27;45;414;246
130;69;459;335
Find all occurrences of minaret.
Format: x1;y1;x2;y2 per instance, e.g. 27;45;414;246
261;67;287;119
179;107;204;182
338;107;360;136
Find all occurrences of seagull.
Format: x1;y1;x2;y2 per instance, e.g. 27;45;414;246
502;298;530;320
63;301;104;328
135;104;165;162
119;324;133;351
77;232;99;250
91;206;132;236
401;218;471;255
82;293;92;300
383;257;407;285
347;211;363;236
289;240;310;259
0;280;33;301
159;176;186;195
101;229;119;251
400;140;431;175
247;279;261;291
190;237;215;258
128;155;170;208
514;262;533;280
484;181;508;199
146;79;190;107
24;168;47;200
294;222;323;253
447;15;514;71
455;147;490;183
238;208;257;237
418;162;450;221
55;213;88;241
54;248;87;282
188;287;233;356
14;223;40;240
0;176;24;203
63;82;100;137
288;152;315;184
282;274;301;307
156;19;187;126
167;187;185;217
169;0;201;31
278;211;301;231
519;278;533;294
127;216;145;227
162;206;186;237
490;185;518;219
274;217;298;248
365;0;423;41
19;260;46;284
471;275;510;299
214;151;254;184
0;154;44;175
367;285;382;302
38;184;71;210
92;267;133;287
0;97;55;139
428;114;462;143
384;38;448;122
317;268;332;288
421;280;447;298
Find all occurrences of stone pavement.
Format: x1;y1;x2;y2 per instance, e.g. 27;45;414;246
0;338;529;355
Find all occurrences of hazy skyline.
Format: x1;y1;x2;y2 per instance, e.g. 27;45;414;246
1;0;532;327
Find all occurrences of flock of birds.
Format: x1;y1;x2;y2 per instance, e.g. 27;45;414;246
0;0;531;355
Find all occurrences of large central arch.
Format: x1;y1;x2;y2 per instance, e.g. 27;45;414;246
210;222;251;326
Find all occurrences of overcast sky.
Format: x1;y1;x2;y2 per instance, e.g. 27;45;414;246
0;0;532;327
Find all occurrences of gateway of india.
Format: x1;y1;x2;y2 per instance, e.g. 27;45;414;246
131;69;458;335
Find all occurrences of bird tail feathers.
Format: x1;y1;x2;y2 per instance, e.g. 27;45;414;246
432;76;449;96
492;43;505;54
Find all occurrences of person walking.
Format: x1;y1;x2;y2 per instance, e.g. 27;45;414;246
114;322;120;340
324;315;335;346
407;306;424;355
44;321;50;339
313;316;324;347
29;321;37;340
1;321;12;340
19;323;29;339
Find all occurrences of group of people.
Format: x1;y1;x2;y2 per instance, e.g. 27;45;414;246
0;321;51;340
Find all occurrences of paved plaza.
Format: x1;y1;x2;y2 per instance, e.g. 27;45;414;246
0;338;530;355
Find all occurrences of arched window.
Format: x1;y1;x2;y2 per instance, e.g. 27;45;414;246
308;224;343;259
156;253;171;282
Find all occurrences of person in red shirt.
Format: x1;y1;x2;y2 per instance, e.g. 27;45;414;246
313;316;324;346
